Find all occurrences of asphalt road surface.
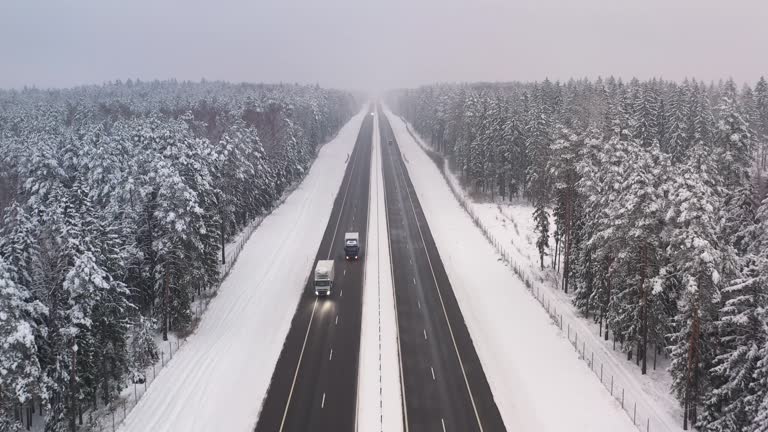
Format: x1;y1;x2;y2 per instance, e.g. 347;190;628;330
379;108;507;432
255;110;373;432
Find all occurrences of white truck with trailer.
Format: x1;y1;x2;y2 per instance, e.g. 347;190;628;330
314;260;335;296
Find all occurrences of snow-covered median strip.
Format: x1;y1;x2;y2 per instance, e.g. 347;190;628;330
119;108;367;432
357;111;404;432
384;107;636;432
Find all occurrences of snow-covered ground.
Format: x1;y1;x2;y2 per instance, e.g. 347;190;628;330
357;111;403;432
384;107;637;432
118;108;368;432
467;201;684;432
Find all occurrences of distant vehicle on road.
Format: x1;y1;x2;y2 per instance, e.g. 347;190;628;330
388;139;393;146
314;260;334;296
344;232;360;260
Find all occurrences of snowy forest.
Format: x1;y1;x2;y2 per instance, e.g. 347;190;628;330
389;77;768;431
0;80;358;431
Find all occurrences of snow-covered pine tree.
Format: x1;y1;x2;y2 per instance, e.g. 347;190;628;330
714;79;755;190
0;255;45;430
608;141;669;372
703;254;766;432
666;155;725;429
548;124;582;292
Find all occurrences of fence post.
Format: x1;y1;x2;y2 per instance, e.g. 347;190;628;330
591;352;594;370
123;400;126;420
611;376;614;395
622;388;625;409
600;363;603;382
111;409;115;432
134;383;137;402
169;340;172;360
161;352;165;367
647;418;649;432
633;402;636;424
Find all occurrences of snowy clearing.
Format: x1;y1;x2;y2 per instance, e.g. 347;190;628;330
384;107;636;432
357;111;404;432
118;108;367;432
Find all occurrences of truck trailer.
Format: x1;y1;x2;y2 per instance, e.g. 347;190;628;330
314;260;334;296
344;232;360;260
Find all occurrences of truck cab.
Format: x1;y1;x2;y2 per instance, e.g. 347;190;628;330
344;232;360;260
314;260;334;296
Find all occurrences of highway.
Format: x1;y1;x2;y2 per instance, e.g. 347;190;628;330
254;109;373;432
379;108;506;432
255;106;505;432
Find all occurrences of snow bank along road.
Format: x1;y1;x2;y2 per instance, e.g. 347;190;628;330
378;108;506;432
385;107;635;431
119;109;367;432
255;111;373;431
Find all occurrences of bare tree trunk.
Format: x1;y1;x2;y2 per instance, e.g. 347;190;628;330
69;344;77;432
638;244;648;372
220;207;226;265
162;271;169;341
684;296;701;428
562;188;574;293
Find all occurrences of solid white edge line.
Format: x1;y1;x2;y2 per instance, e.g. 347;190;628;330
279;111;362;432
431;367;436;381
322;392;326;409
330;349;333;361
381;109;410;432
278;298;319;430
442;417;447;432
355;108;375;432
388;111;485;432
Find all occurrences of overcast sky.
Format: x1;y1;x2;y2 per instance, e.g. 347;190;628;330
1;0;766;91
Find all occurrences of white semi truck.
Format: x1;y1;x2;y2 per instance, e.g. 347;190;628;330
314;260;334;296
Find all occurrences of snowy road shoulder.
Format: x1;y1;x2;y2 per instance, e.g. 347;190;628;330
383;107;636;432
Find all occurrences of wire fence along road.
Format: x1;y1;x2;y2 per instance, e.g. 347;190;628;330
400;119;662;432
88;338;185;432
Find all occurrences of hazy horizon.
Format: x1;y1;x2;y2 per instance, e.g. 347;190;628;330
2;0;767;91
